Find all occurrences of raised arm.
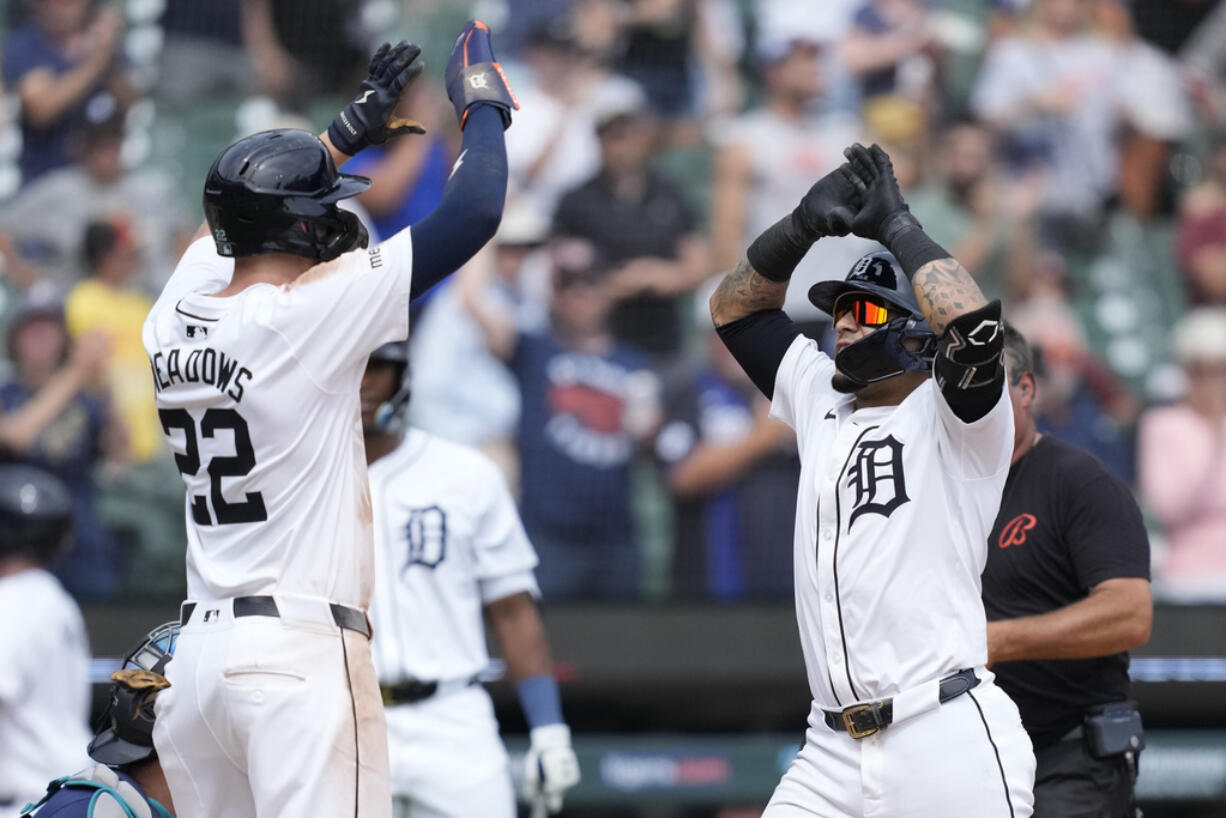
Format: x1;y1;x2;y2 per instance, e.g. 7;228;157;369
708;164;862;397
17;5;124;128
320;24;516;302
843;143;1004;421
407;21;517;300
843;143;987;334
710;163;864;326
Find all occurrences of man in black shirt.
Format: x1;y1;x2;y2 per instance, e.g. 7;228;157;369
983;325;1153;817
552;88;708;360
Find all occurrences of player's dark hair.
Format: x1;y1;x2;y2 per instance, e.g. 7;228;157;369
82;220;120;271
1001;322;1033;385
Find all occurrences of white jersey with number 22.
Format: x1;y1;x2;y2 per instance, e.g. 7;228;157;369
142;232;413;609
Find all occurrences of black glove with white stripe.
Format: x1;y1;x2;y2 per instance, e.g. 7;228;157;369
328;40;426;156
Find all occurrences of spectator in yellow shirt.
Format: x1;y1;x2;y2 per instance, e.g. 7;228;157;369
65;219;160;463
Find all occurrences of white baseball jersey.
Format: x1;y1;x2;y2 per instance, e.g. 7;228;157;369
0;569;91;813
770;335;1013;709
142;232;413;609
368;429;539;684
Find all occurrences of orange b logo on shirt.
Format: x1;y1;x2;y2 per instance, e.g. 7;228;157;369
998;513;1037;548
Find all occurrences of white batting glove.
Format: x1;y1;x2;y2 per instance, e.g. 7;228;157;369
523;724;580;815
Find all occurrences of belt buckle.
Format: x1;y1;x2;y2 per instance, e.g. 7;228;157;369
841;704;881;739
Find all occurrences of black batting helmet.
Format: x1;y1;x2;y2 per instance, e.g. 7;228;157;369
88;621;179;767
203;129;372;262
0;464;73;563
368;341;411;428
808;251;937;388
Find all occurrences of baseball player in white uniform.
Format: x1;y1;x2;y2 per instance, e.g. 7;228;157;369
142;24;518;818
709;143;1035;817
360;342;580;818
0;465;91;818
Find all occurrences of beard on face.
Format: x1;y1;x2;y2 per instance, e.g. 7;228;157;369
831;371;862;394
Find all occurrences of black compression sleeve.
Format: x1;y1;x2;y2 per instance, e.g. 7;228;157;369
746;213;814;282
714;310;802;400
408;105;507;300
934;300;1005;423
886;223;949;282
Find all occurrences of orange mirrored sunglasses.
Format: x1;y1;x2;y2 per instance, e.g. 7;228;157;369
832;292;894;327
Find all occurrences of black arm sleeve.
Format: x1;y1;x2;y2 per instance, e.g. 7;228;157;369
934;300;1005;424
714;309;802;400
407;105;507;301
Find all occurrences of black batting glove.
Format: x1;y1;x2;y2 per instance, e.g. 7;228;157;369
445;20;518;130
844;143;922;245
747;163;863;282
792;163;864;240
328;40;426;156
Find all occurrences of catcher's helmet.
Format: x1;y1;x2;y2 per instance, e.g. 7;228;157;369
88;621;179;766
369;341;411;428
203;129;372;262
808;251;937;388
0;464;73;563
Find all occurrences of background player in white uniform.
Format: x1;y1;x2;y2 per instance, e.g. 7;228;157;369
360;342;580;818
0;465;90;817
708;144;1035;817
142;23;518;818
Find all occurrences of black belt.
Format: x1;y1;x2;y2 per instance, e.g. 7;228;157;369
380;676;478;706
179;596;371;638
823;669;979;739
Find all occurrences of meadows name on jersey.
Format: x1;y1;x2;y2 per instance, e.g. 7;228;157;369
149;346;254;402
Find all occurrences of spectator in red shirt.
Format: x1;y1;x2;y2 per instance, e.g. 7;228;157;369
1176;133;1226;305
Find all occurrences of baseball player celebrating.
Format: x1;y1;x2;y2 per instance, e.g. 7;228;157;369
361;343;580;818
0;465;91;818
708;143;1035;817
141;22;517;818
23;621;180;818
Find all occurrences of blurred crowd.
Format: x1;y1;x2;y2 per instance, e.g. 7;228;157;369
1;0;1226;603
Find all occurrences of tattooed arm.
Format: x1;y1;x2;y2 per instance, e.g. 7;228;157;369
843;143;989;334
709;260;803;399
843;143;1004;420
909;256;988;336
709;259;791;327
708;164;863;397
711;163;862;327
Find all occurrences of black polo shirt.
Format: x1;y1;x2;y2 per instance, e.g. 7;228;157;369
981;435;1150;749
553;170;696;357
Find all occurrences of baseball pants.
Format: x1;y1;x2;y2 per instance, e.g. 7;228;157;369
1033;734;1137;818
766;678;1035;818
386;684;515;818
153;596;391;818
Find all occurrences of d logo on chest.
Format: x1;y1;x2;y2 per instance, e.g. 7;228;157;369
404;505;447;570
846;435;910;529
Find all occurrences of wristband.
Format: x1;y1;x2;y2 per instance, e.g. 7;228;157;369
746;213;815;283
516;675;564;729
885;220;949;281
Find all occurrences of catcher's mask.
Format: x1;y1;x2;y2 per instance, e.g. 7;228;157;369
88;621;179;766
204;129;371;263
808;251;937;389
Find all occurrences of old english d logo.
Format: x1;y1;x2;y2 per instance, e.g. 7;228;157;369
849;256;896;289
404;505;447;569
847;435;909;529
999;513;1037;548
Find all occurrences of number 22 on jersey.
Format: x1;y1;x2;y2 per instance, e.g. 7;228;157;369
159;408;268;525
